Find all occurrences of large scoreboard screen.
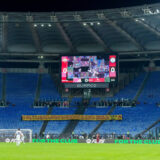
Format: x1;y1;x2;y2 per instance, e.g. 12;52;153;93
61;55;118;88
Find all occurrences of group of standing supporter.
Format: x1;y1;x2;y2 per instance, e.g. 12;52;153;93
33;100;69;107
0;100;7;107
92;99;136;107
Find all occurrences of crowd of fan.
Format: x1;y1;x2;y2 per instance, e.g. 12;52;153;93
33;98;90;108
0;100;7;107
33;98;137;108
0;100;16;107
36;131;160;140
33;100;69;107
92;99;137;107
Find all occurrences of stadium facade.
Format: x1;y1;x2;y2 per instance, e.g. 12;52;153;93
0;3;159;142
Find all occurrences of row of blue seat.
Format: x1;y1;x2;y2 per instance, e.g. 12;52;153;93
0;72;159;136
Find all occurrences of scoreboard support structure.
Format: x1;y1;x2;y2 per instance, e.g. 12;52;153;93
83;89;91;99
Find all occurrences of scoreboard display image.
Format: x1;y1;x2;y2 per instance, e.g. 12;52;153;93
61;55;117;83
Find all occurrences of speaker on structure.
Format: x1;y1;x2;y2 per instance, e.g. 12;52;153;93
65;88;69;92
106;88;110;92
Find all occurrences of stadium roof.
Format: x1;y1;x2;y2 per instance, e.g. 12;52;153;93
1;3;160;63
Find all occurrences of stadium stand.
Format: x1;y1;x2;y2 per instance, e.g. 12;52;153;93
70;72;145;136
0;73;47;134
138;71;160;104
147;122;160;139
108;72;146;100
0;71;159;138
40;74;61;99
97;72;160;137
97;104;160;136
45;107;77;135
0;3;160;140
74;107;111;135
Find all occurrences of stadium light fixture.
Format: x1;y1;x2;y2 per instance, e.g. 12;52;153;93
41;24;44;27
83;22;87;26
34;24;37;27
141;18;145;21
38;55;44;59
135;19;139;22
48;24;52;27
97;22;101;25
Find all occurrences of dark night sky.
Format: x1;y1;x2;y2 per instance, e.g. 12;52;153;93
0;0;159;12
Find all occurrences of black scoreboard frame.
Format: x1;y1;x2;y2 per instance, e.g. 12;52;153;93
60;53;118;89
